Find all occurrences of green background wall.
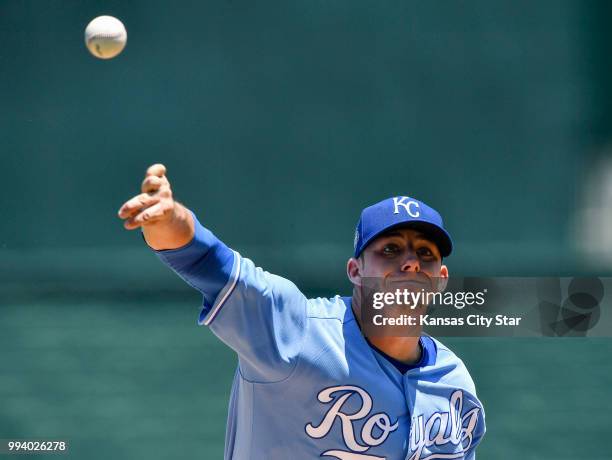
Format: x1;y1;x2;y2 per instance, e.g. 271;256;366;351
1;1;611;458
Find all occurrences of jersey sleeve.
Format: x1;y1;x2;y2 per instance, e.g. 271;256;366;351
406;339;486;459
437;353;486;458
152;211;235;308
153;212;307;383
459;389;486;459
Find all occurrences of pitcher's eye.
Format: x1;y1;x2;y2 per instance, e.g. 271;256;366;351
382;244;400;256
417;247;434;259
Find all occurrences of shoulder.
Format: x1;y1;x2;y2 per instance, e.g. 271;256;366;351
306;295;353;323
419;337;478;394
235;255;306;300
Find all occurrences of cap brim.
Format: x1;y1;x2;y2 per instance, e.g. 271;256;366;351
364;221;453;258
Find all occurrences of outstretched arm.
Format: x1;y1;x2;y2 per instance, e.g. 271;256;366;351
117;163;232;307
117;163;194;250
116;164;307;383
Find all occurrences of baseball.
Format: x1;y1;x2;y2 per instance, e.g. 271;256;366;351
84;16;127;59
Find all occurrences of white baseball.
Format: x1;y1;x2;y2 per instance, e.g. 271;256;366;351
85;16;127;59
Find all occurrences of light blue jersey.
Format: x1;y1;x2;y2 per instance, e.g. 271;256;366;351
154;213;486;460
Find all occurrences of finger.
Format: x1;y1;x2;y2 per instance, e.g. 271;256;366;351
146;163;167;177
141;175;169;193
123;217;143;230
123;202;168;229
125;201;173;229
117;193;161;219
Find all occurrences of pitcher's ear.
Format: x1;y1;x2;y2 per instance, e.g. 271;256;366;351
437;264;449;292
347;257;362;286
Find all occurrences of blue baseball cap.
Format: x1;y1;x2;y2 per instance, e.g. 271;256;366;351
353;196;453;258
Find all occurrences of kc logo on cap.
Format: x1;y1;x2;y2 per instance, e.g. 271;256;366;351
353;196;453;259
392;196;421;218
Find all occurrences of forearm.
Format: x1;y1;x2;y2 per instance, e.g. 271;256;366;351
119;164;232;302
142;202;195;250
153;211;235;306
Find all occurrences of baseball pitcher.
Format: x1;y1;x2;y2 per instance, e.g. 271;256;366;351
118;164;486;459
